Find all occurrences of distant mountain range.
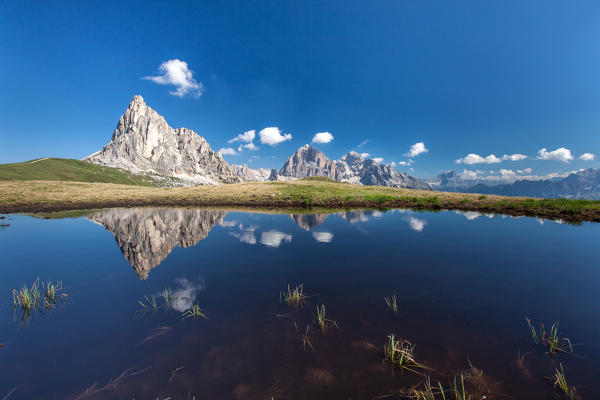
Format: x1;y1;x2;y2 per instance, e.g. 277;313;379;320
428;169;600;199
85;95;429;190
273;144;431;189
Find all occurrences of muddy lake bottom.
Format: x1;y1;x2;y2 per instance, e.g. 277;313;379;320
0;208;599;399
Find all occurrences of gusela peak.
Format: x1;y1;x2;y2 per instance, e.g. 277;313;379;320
85;95;238;185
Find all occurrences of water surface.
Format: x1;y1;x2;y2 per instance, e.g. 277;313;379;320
1;208;599;399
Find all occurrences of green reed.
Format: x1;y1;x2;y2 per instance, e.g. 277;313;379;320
281;284;308;307
314;304;339;332
182;304;207;319
553;364;577;399
384;334;426;373
525;316;573;355
12;278;41;315
385;294;398;314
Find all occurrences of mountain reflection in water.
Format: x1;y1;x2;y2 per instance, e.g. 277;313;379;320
88;208;388;278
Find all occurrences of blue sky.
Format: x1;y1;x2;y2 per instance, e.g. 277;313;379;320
1;1;599;179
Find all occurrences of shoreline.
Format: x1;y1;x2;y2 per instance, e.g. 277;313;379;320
1;179;599;222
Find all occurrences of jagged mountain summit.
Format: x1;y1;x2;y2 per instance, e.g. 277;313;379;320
277;144;431;189
85;95;237;185
231;164;271;182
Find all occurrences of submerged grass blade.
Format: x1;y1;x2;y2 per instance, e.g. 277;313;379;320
384;294;398;314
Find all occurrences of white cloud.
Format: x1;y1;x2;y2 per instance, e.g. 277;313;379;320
517;168;533;174
537;147;573;163
388;161;397;167
455;153;527;165
218;147;236;156
404;142;428;158
373;157;384;163
459;169;478;179
406;216;427;232
456;153;503;164
238;142;259;151
499;169;516;177
398;160;413;166
505;154;527;161
461;211;482;220
312;132;334;144
230;230;257;245
312;231;334;243
260;230;293;247
259;127;292;146
170;278;204;312
228;129;255;143
144;59;203;97
357;139;370;148
360;152;370;158
579;153;595;161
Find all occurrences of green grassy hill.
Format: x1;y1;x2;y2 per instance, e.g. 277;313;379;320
0;158;155;186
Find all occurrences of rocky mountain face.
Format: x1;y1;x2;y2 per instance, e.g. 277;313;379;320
89;208;226;279
277;145;431;189
430;169;600;199
85;95;238;185
231;164;271;182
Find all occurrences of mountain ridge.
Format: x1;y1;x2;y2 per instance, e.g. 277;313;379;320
276;144;431;190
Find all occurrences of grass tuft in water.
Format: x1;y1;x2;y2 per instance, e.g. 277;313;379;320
281;284;308;307
413;376;447;400
162;287;176;305
42;280;67;308
384;294;398;314
182;304;207;319
138;295;159;311
12;278;41;316
383;334;426;373
314;304;339;332
301;325;314;351
525;316;573;355
552;363;578;399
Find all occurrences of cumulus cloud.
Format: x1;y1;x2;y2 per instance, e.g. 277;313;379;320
312;131;334;144
218;147;236;156
398;160;413;167
373;157;384;163
404;142;428;158
579;153;595;161
455;153;527;164
388;161;397;167
259;127;292;146
517;168;533;174
406;216;427;232
312;231;334;243
505;154;527;161
144;59;203;97
260;230;293;247
228;129;255;144
459;169;478;180
238;142;259;151
360;152;370;158
537;147;573;163
170;278;204;312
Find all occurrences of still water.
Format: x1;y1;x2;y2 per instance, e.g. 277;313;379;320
0;208;598;399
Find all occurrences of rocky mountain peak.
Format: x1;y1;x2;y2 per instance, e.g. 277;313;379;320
278;145;431;189
86;95;238;185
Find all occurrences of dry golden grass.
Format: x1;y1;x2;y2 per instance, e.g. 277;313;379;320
1;179;599;222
